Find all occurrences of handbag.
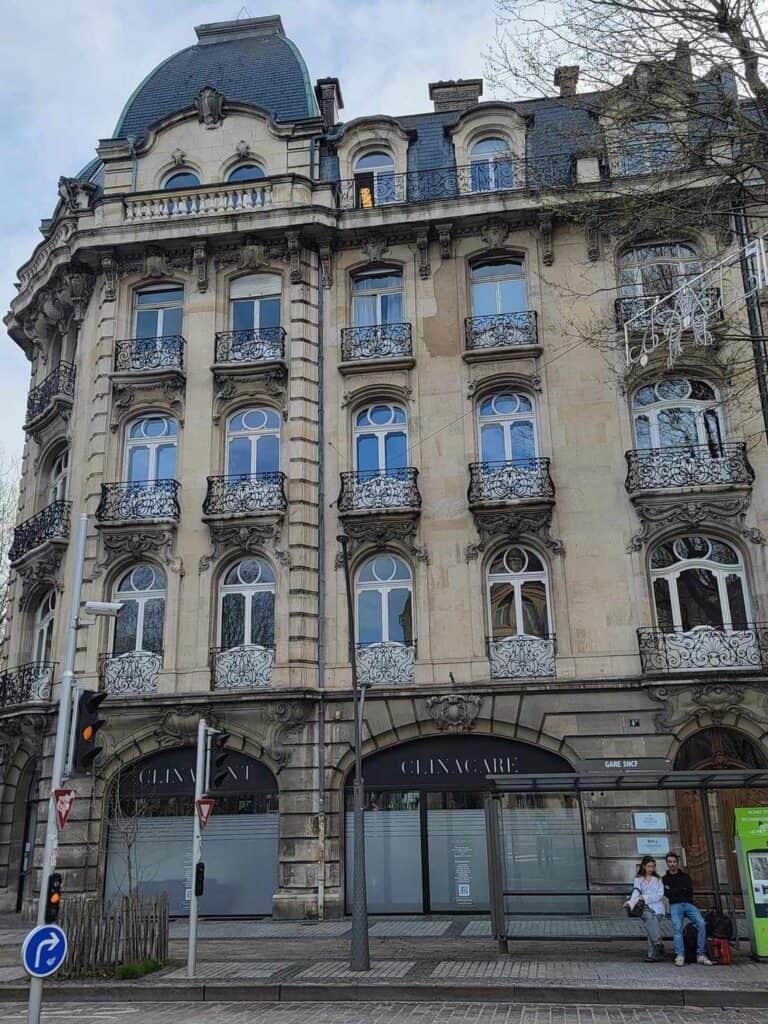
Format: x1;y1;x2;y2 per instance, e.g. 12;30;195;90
626;894;645;918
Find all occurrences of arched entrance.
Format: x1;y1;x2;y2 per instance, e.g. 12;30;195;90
675;727;768;908
344;734;587;914
104;746;278;916
7;762;38;913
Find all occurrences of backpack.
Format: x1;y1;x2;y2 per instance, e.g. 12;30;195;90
708;936;733;965
705;911;734;940
683;921;698;964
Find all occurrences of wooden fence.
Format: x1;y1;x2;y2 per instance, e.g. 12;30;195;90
58;894;168;978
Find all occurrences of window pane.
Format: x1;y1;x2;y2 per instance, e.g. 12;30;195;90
142;598;165;653
495;157;515;189
356;434;380;474
481;424;505;463
256;434;279;474
380;291;403;324
726;574;749;630
222;593;246;649
658;409;698;447
353;294;378;327
471;281;497;317
156;444;176;481
653;578;674;632
634;415;652;449
228;436;252;477
232;300;255;331
251;591;275;646
677;568;724;630
385;431;407;470
162;306;183;336
259;297;281;328
490;582;517;636
113;600;139;655
471;161;491;192
520;581;548;636
509;421;536;461
135;309;159;339
704;410;724;454
358;590;382;644
127;446;149;483
388;588;413;644
499;278;527;313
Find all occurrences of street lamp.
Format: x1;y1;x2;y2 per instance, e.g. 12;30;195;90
337;534;370;971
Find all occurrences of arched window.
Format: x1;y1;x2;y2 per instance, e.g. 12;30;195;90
134;286;184;339
470;136;514;192
227;408;280;477
125;416;178;483
112;564;166;655
354;403;408;477
618;121;675;176
487;546;551;640
478;391;537;464
227;163;266;183
650;535;751;632
163;171;200;190
219;558;275;650
354;151;396;207
33;590;56;663
632;378;723;452
619;242;701;298
356;554;413;646
352;270;403;327
229;274;281;333
470;259;527;317
46;447;68;505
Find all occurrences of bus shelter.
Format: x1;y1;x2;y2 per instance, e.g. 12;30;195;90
484;768;768;952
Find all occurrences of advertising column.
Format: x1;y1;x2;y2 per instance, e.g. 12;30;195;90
734;806;768;961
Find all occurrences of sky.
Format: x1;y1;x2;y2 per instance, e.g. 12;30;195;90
0;0;499;464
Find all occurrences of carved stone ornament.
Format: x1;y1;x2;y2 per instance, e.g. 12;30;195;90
212;365;287;423
480;219;509;250
195;85;225;128
199;521;289;573
360;236;389;263
436;222;453;259
101;253;117;302
193;242;208;293
236;139;250;159
415;229;431;279
143;247;170;280
57;176;97;212
628;496;765;552
93;528;182;577
110;375;186;432
155;705;218;746
467;372;542;400
466;506;564;561
585;216;601;261
171;148;186;167
285;230;302;284
257;699;313;767
538;213;554;266
61;267;95;324
648;683;768;734
319;243;333;289
17;549;65;610
335;516;428;566
238;240;267;271
426;693;482;733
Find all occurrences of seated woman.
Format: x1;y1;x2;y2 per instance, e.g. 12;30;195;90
625;855;666;962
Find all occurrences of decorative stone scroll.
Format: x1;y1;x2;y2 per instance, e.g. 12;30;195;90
426;693;482;733
466;506;564;561
199;521;289;574
628;495;765;552
92;528;182;577
334;515;428;567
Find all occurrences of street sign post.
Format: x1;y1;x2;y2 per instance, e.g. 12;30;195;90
196;797;214;829
21;925;68;979
54;790;75;831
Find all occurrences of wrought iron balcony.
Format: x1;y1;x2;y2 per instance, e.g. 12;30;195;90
96;480;180;522
338;468;421;514
203;473;287;517
468;459;555;505
99;651;161;696
637;625;768;674
211;644;275;690
25;362;75;427
625;444;754;493
616;289;722;331
214;327;286;365
9;500;71;564
114;335;185;373
464;312;538;352
0;662;55;707
340;323;413;362
488;635;556;680
356;642;415;686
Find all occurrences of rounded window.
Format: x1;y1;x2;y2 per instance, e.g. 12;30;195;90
487;545;551;639
356;555;413;646
619;242;701;298
470;137;514;192
219;558;275;650
163;171;200;190
33;590;56;664
470;259;527;319
227;407;281;477
632;378;723;452
478;391;536;464
112;563;166;655
354;404;408;476
228;163;266;183
353;151;396;207
125;416;178;484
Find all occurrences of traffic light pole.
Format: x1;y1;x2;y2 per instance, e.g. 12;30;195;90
28;513;88;1024
187;717;207;978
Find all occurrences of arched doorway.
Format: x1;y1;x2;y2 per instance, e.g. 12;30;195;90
344;734;587;914
7;762;38;913
675;728;768;908
104;746;278;916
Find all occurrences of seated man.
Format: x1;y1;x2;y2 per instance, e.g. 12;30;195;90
663;851;713;966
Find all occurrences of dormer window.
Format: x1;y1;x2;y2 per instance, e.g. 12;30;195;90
619;242;701;299
470;137;514;192
228;164;266;183
354;152;396;208
617;121;676;176
163;171;200;190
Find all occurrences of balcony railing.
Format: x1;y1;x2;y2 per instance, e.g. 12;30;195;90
124;182;272;222
214;327;286;364
96;480;180;522
335;156;575;209
340;323;413;362
9;500;71;564
99;651;161;696
468;459;555;505
625;444;754;493
464;312;538;352
338;468;421;514
211;644;275;690
488;635;556;680
0;662;55;707
616;288;722;331
637;625;768;674
114;335;185;373
356;642;415;686
26;362;75;426
203;473;287;517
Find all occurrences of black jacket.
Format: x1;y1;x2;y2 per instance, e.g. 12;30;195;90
664;869;694;905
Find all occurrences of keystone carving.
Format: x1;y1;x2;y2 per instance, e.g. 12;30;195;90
426;693;482;733
480;219;509;250
648;683;768;733
155;706;218;746
236;139;250;159
110;376;185;432
171;148;186;167
466;507;564;560
16;550;65;610
237;240;268;271
143;247;170;280
93;529;182;577
211;366;287;423
628;496;765;552
360;236;389;263
334;516;428;566
199;522;289;573
436;222;453;259
195;85;225;128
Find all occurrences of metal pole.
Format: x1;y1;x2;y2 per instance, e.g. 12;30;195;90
699;788;723;915
484;793;508;954
28;513;88;1024
187;717;206;978
337;535;370;971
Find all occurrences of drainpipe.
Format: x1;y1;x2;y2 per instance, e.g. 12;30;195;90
733;196;768;440
315;245;327;920
126;136;137;191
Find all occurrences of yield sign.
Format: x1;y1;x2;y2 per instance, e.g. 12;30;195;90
54;790;75;831
196;797;215;829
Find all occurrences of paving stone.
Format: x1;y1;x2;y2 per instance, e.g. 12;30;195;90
169;920;351;940
370;921;452;937
296;959;417;980
163;960;290;980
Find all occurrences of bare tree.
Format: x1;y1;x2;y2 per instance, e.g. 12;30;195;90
0;450;20;660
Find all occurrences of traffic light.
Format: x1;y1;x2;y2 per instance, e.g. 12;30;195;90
194;861;205;897
207;730;231;792
44;873;62;923
73;689;108;773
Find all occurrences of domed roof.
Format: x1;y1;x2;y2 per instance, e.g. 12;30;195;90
113;16;318;140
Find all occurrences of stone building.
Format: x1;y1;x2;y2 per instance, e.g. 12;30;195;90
2;15;768;920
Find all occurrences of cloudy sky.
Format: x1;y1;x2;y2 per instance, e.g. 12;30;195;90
0;0;500;464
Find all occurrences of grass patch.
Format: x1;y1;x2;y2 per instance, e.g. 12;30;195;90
114;958;167;980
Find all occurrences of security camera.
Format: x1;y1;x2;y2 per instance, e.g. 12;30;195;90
82;601;124;618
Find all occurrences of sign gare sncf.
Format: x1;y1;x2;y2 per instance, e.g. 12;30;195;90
117;746;276;797
349;735;573;791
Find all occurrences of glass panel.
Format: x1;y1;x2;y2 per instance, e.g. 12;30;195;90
495;158;515;189
221;593;246;649
635;415;652;449
345;804;423;913
509;421;536;462
356;434;380;474
156;444;176;481
651;541;677;568
520;581;548;636
135;309;159;339
690;380;716;401
481;424;505;463
255;434;279;474
657;409;698;447
356;152;394;171
384;432;407;471
228;164;266;182
232;300;254;331
353;294;378;327
228;436;252;477
142;598;165;654
251;591;275;646
471;161;491;192
358;589;383;645
471;281;498;317
427;806;489;911
127;446;150;483
380;291;403;324
113;600;139;655
704;410;724;454
709;541;738;565
656;379;690;401
259;297;281;329
499;278;527;313
137;288;184;306
388;588;413;644
490;581;517;637
677;568;724;630
164;171;199;189
653;578;675;632
725;574;749;630
162;306;183;336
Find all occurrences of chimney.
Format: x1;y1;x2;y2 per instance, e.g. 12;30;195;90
554;66;579;97
195;15;284;44
315;77;344;127
428;79;483;113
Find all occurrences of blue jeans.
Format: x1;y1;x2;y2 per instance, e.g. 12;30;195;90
670;902;706;957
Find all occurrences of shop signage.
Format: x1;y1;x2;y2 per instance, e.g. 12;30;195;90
115;747;276;797
578;757;672;772
636;835;670;856
634;812;668;831
735;806;768;960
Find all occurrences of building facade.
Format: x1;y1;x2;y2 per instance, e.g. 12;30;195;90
2;15;768;920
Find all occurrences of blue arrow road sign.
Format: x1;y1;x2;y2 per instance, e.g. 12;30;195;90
21;924;68;978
